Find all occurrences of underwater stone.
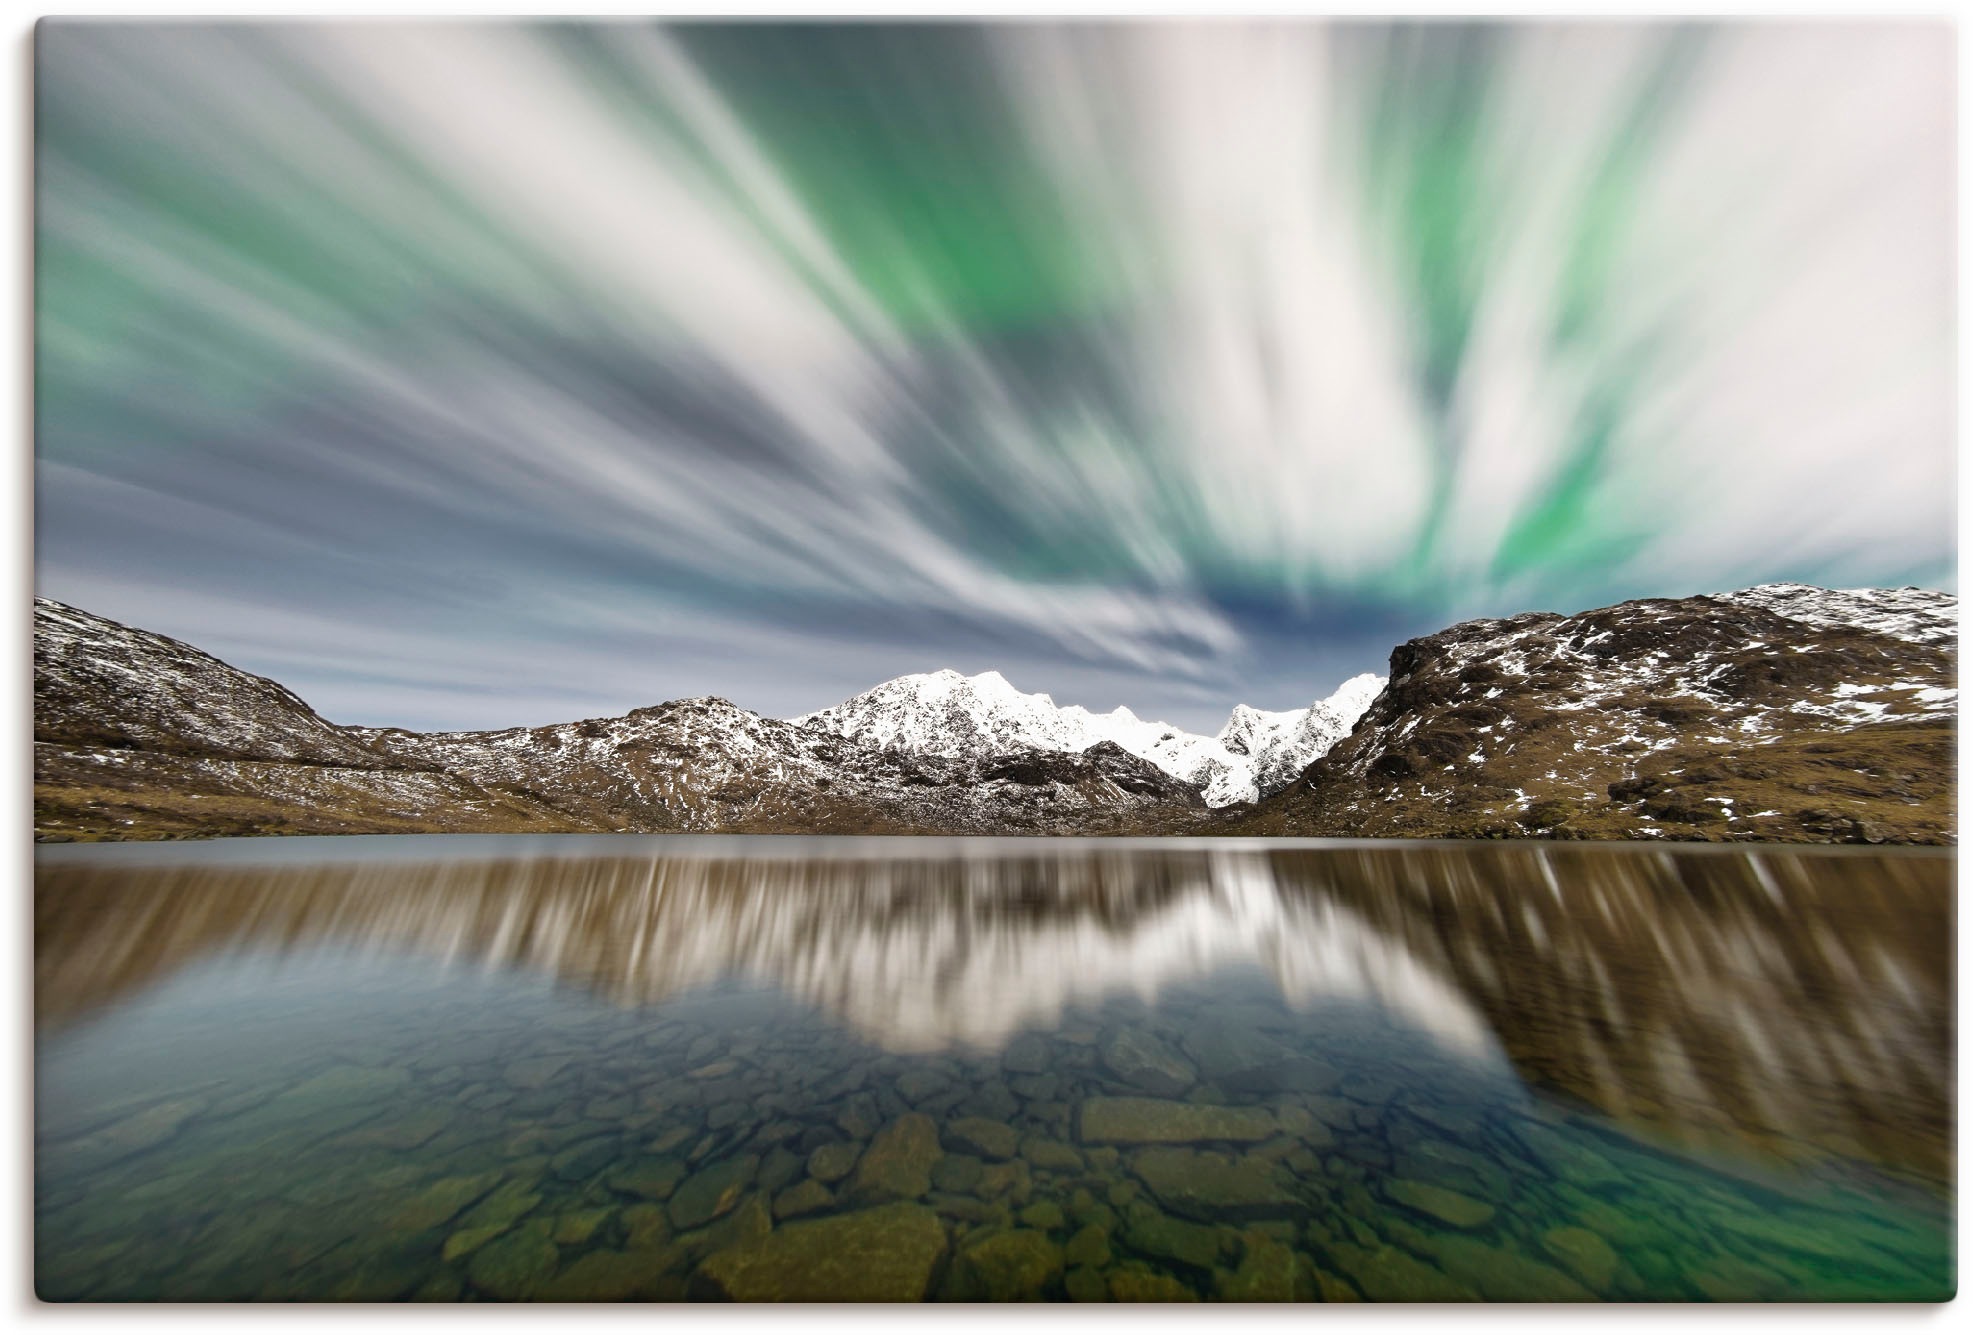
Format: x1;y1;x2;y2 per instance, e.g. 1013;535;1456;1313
806;1139;862;1184
953;1229;1064;1301
849;1113;943;1203
1064;1266;1109;1302
1218;1232;1300;1302
1123;1203;1222;1270
552;1207;616;1247
932;1153;985;1194
1542;1226;1621;1293
977;1157;1033;1203
1099;1027;1197;1098
503;1056;570;1091
534;1245;680;1302
1020;1200;1068;1231
1431;1237;1597;1301
550;1135;618;1182
622;1203;672;1250
465;1221;559;1300
693;1202;948;1302
457;1178;543;1234
895;1069;951;1103
1002;1035;1052;1074
945;1117;1019;1160
1384;1179;1495;1230
1065;1223;1112;1269
386;1171;502;1233
1329;1242;1477;1302
667;1154;761;1230
1106;1268;1196;1302
773;1179;833;1220
608;1156;687;1201
1079;1098;1276;1145
1130;1148;1301;1221
1020;1136;1085;1172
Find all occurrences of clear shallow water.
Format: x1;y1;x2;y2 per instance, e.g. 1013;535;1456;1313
35;837;1953;1302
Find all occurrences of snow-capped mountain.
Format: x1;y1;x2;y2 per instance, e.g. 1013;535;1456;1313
1234;584;1956;844
793;669;1385;806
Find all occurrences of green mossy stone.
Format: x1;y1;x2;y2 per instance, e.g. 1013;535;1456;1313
1019;1200;1067;1232
849;1113;943;1203
608;1156;687;1201
1079;1098;1275;1146
1122;1204;1222;1270
1130;1147;1301;1221
1384;1178;1495;1229
1020;1136;1084;1172
1541;1225;1619;1291
1429;1236;1596;1301
954;1228;1064;1301
932;1153;986;1194
1064;1223;1112;1268
773;1179;833;1221
466;1221;559;1300
1064;1265;1110;1302
667;1154;760;1230
387;1171;502;1233
441;1222;510;1263
533;1245;680;1301
806;1139;862;1184
945;1117;1019;1161
553;1207;616;1247
457;1178;543;1234
1329;1242;1478;1302
1106;1268;1196;1302
1219;1232;1299;1301
693;1202;948;1302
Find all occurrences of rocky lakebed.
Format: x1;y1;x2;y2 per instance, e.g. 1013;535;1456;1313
34;837;1954;1302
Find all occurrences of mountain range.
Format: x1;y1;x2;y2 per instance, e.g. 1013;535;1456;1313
32;583;1956;843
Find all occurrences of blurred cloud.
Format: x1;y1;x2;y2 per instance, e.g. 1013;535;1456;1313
34;20;1954;731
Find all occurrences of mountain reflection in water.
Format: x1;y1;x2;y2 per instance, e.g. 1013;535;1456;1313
37;838;1950;1188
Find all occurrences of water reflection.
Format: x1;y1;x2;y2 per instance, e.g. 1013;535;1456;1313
37;838;1951;1187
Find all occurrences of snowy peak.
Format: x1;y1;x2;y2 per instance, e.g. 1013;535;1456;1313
793;668;1385;807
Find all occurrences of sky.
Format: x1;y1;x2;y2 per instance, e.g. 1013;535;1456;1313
34;20;1954;734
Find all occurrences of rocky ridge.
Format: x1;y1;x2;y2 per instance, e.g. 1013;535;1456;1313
1231;584;1956;843
33;599;1204;840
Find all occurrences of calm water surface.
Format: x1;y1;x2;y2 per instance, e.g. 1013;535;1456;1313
35;837;1954;1302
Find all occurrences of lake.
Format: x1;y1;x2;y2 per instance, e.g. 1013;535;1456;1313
34;836;1954;1302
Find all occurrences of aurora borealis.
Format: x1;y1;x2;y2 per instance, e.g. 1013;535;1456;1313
34;20;1953;731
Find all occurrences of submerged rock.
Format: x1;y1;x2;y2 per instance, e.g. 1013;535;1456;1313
806;1140;861;1184
1106;1268;1196;1302
951;1228;1064;1300
534;1245;681;1302
1541;1225;1619;1291
1383;1178;1495;1230
694;1202;948;1301
667;1154;760;1230
1099;1027;1197;1098
1329;1242;1478;1302
1079;1098;1276;1145
1122;1204;1222;1270
850;1113;943;1203
1129;1147;1301;1221
386;1171;502;1233
1002;1035;1052;1074
772;1179;833;1220
945;1117;1019;1161
1430;1236;1596;1301
1219;1232;1301;1302
465;1220;559;1300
